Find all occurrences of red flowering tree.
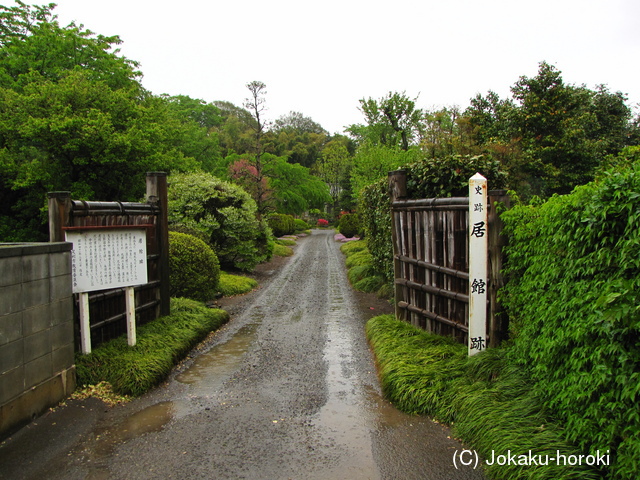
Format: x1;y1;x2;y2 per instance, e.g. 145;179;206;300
229;159;273;211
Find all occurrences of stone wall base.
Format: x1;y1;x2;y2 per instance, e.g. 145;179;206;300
0;366;76;440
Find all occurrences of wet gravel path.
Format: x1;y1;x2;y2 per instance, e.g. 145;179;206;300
0;230;484;480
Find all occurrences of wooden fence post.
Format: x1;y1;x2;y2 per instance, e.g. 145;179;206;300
388;170;407;322
146;172;171;317
47;191;72;242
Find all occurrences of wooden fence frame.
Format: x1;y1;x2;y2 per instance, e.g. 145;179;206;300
388;170;509;347
48;172;170;350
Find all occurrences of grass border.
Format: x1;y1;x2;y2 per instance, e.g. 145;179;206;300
75;297;229;396
366;314;604;480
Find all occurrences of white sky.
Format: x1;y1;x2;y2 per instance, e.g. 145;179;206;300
45;0;640;134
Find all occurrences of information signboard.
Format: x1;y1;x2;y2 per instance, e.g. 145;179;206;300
65;228;148;293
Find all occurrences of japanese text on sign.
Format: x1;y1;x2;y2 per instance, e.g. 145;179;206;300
66;229;148;293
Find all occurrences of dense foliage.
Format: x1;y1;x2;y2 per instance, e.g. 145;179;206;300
359;154;507;282
501;148;640;479
168;231;220;302
465;62;635;198
167;172;273;271
0;3;211;241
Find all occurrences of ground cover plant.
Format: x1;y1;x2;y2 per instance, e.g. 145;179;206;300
218;272;258;297
276;238;297;246
272;243;294;257
340;239;388;297
75;298;229;396
366;315;602;480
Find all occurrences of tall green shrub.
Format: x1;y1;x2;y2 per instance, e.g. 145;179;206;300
501;150;640;479
167;172;273;271
338;213;360;238
168;231;220;302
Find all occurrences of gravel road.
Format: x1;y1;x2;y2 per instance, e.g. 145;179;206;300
0;229;484;480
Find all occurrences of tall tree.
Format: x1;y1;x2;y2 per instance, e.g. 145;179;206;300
348;91;423;151
163;95;224;174
314;138;352;213
242;80;270;217
267;111;328;168
0;1;140;91
464;62;633;197
0;2;196;240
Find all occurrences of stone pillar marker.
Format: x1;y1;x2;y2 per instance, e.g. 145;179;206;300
468;173;488;356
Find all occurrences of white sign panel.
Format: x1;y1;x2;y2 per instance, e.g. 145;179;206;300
66;228;148;293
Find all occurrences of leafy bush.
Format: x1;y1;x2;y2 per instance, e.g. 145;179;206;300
405;153;506;198
501;151;640;480
358;179;395;282
267;213;295;237
167;172;273;271
338;212;360;238
293;218;309;233
168;231;220;302
317;218;328;227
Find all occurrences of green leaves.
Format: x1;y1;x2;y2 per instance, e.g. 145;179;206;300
501;153;640;479
167;171;273;271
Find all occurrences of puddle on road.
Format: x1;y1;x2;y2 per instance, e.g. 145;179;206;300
309;264;381;479
176;322;259;388
70;322;261;475
93;402;175;456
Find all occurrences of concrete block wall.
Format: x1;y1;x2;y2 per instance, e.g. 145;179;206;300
0;242;76;438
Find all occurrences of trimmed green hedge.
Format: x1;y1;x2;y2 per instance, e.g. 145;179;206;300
169;231;220;302
338;212;360;238
293;218;309;233
359;153;507;283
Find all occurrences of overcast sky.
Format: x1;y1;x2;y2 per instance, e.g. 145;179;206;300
48;0;640;134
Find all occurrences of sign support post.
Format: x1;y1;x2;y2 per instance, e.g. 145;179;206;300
125;286;137;347
469;173;488;356
79;292;91;354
